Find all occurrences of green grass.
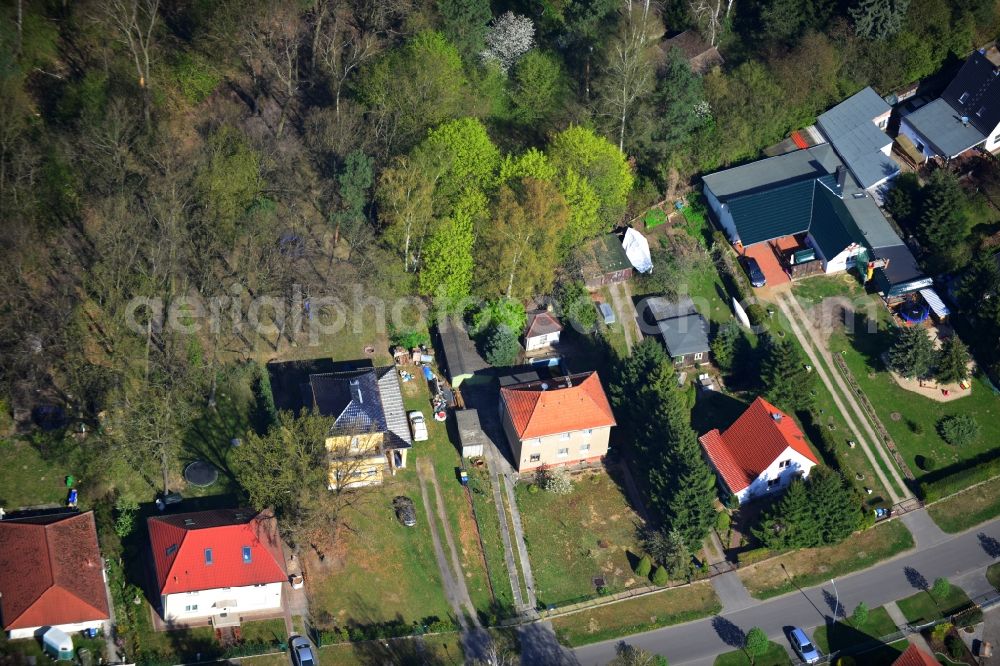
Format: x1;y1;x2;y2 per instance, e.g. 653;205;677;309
927;474;1000;532
713;641;791;666
467;465;517;617
811;606;898;655
896;585;973;624
515;468;646;607
0;634;107;662
987;563;1000;592
739;520;914;599
686;260;732;327
791;272;866;305
549;581;721;646
0;438;74;509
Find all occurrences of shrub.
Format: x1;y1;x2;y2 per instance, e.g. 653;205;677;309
907;419;924;435
390;327;429;349
746;304;768;327
527;483;540;494
635;555;652;577
554;280;598;331
945;634;964;659
745;627;769;659
484;325;520;366
916;455;936;471
930;623;953;644
471;299;527;336
652;565;669;586
171;52;220;104
938;414;980;447
850;601;868;628
715;511;731;535
535;467;573;494
738;548;773;565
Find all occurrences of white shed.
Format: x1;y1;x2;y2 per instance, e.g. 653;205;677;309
456;409;487;459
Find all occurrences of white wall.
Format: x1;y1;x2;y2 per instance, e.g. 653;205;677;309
733;446;817;505
805;234;861;274
8;620;105;641
525;331;560;351
703;186;739;243
162;582;283;621
986;124;1000;152
898;119;935;162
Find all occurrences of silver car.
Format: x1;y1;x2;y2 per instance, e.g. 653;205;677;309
789;627;821;664
290;636;315;666
408;411;428;441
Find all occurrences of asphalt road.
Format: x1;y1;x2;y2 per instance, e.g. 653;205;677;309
573;515;1000;665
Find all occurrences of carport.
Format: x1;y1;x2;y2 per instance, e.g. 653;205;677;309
742;242;790;287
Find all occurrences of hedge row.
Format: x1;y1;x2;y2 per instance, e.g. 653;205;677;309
314;617;456;646
738;547;773;565
137;641;281;666
921;456;1000;502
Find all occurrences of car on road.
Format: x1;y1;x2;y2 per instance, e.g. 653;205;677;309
290;636;315;666
393;496;417;527
741;256;767;288
408;411;428;442
789;626;821;663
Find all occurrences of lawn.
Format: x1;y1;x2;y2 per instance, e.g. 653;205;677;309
713;641;791;666
0;438;74;509
811;605;898;655
549;581;721;646
896;585;973;624
515;468;647;606
467;465;517;618
240;632;467;666
927;474;1000;533
738;520;914;599
987;563;1000;592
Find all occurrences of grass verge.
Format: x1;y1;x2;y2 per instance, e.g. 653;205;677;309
549;581;721;647
926;474;1000;533
811;606;897;655
989;563;1000;592
738;520;914;600
713;641;791;666
896;585;973;624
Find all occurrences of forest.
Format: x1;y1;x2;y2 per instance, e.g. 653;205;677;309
1;0;999;492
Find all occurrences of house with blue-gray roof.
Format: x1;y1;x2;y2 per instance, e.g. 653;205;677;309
817;87;899;198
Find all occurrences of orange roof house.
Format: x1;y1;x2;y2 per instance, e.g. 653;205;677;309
499;371;616;471
698;397;819;504
0;511;110;639
892;644;940;666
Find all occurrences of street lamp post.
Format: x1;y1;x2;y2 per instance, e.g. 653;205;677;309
830;578;840;619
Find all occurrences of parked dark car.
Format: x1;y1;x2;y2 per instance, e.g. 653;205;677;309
741;256;767;288
393;496;417;527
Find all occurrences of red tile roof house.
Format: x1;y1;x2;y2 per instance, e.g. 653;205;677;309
523;311;563;352
499;371;617;472
0;511;111;639
698;397;819;505
892;644;940;666
147;509;286;624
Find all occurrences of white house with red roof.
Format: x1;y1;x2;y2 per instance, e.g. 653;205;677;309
0;511;110;639
524;311;563;351
499;371;616;472
147;509;286;623
698;397;819;504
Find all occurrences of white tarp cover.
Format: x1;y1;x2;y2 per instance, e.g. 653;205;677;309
919;288;950;318
622;227;653;273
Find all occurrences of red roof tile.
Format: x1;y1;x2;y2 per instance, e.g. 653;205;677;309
698;397;819;493
148;509;286;595
500;372;616;439
892;644;939;666
0;511;110;630
525;312;563;339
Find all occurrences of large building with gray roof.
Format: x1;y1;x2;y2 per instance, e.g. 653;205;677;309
817;87;900;196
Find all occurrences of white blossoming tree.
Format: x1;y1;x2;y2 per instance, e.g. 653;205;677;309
481;12;534;74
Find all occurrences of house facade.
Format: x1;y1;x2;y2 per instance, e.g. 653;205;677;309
498;371;616;472
147;509;286;623
0;511;110;639
524;311;563;351
899;47;1000;162
698;397;820;504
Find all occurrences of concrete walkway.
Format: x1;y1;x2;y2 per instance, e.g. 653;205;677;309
900;509;949;549
774;292;909;503
501;470;538;611
607;282;640;353
711;571;755;612
483;439;528;611
884;600;936;654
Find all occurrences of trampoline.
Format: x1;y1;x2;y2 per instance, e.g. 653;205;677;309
184;461;219;487
899;297;930;325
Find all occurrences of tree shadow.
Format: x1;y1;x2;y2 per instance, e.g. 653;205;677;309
978;532;1000;558
822;589;844;619
517;622;579;665
691;390;748;436
904;566;929;592
711;615;746;649
349;635;452;665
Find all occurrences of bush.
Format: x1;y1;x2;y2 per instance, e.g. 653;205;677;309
738;548;773;565
652;565;669;586
715;511;731;534
171;52;220;104
938;414;980;447
554;280;598;331
471;299;527;336
535;467;573;495
746;303;768;327
945;634;964;659
527;483;540;494
484;325;520;366
916;455;936;471
390;327;429;349
635;554;652;577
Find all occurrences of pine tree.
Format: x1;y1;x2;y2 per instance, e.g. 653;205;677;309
936;336;971;384
888;326;936;379
761;335;815;412
662;528;693;581
807;467;863;543
849;0;910;40
918;170;967;272
711;320;742;372
754;478;821;549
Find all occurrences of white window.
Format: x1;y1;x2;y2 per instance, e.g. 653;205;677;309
529;453;541;463
557;448;569;457
778;459;791;469
959;91;970;104
560;432;571;440
580;444;591;453
693;352;704;361
184;604;198;612
350;436;360;451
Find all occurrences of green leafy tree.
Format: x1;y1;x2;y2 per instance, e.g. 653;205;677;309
851;601;869;628
416;117;500;205
744;627;769;664
936;336;971;384
635;554;652;577
510;50;567;130
378;154;437;272
484;325;520;366
418;189;484;300
471;299;528;336
888;326;936;379
554;280;598;331
437;0;492;59
938;414;980;447
549;125;634;230
761;335;815;411
556;168;603;255
931;577;951;603
113;496;140;539
608;643;668;666
711;320;743;372
499;148;557;184
651;565;669;586
850;0;910;40
331;149;373;246
196;125;263;241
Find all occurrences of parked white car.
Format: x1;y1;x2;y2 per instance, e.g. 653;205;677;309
408;411;428;441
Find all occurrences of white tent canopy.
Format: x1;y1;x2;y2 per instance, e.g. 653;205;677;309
622;227;653;273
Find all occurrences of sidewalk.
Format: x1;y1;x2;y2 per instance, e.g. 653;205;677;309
884;600;935;654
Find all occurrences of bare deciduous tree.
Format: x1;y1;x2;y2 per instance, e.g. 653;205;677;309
102;0;160;122
689;0;734;47
313;1;381;118
242;4;304;137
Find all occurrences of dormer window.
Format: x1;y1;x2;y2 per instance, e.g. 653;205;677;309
166;544;178;556
204;548;213;565
242;546;252;563
959;92;970;104
977;106;986;117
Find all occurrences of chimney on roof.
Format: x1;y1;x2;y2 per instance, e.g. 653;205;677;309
349;378;363;404
962;116;970;126
835;165;847;191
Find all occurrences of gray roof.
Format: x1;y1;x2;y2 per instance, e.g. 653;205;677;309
653;303;710;358
645;296;697;322
455;409;488;449
439;316;489;383
904;98;987;158
818;88;899;189
309;367;412;449
702;144;840;199
842;187;902;250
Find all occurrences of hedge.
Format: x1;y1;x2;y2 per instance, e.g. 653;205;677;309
738;547;773;565
920;455;1000;502
314;616;456;646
